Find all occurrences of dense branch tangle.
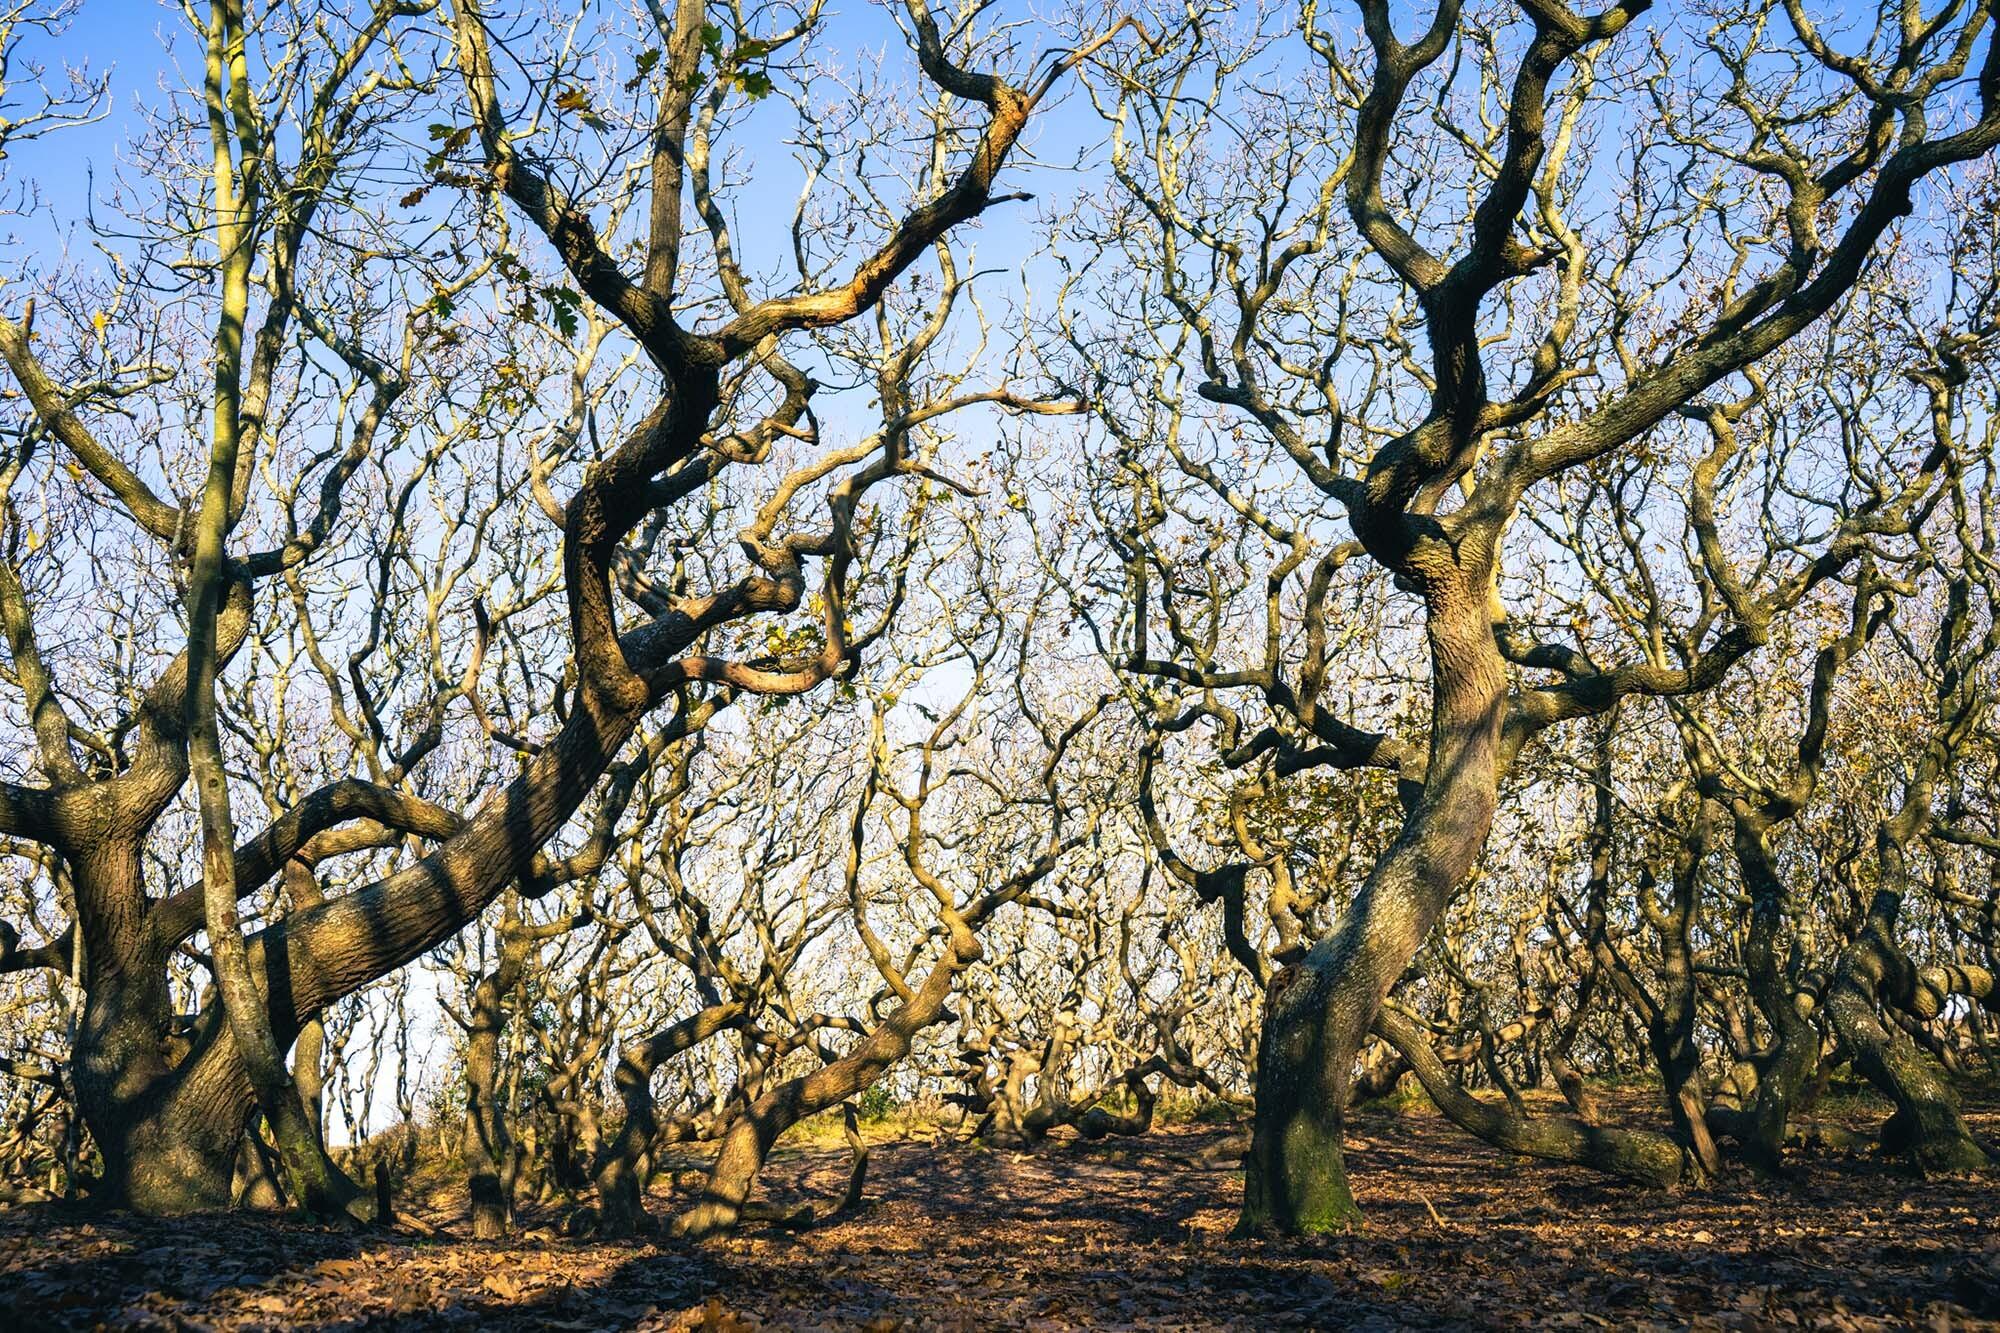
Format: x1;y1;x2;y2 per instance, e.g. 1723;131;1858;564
1059;0;2000;1231
0;0;1995;1246
0;0;1105;1213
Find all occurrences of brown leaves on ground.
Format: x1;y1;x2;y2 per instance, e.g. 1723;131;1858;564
2;1095;1995;1330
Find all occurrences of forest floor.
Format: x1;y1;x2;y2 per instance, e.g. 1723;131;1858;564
3;1087;1997;1330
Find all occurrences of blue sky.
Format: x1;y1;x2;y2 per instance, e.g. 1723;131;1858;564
7;1;1108;299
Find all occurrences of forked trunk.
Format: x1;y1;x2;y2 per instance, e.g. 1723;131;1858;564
464;935;528;1239
593;1000;745;1236
672;943;971;1239
85;1025;257;1214
1731;826;1819;1174
64;842;254;1212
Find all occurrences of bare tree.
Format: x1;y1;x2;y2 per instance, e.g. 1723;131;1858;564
0;0;1119;1214
1062;0;2000;1231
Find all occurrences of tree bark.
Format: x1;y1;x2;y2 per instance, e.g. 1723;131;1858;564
671;937;975;1239
1372;1007;1683;1188
1828;892;1994;1174
593;1000;746;1236
464;933;529;1239
1239;567;1507;1234
67;841;256;1212
1732;823;1820;1174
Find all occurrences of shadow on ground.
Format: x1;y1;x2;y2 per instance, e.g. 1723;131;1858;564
2;1089;1996;1329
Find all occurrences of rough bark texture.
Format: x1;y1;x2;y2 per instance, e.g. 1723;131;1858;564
464;934;529;1239
1829;893;1995;1175
592;1000;746;1235
1239;570;1507;1234
1372;1007;1683;1189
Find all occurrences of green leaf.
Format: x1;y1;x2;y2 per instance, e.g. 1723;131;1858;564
624;47;661;92
540;285;582;338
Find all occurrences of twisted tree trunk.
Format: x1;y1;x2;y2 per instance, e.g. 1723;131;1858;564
1828;892;1994;1174
672;936;976;1239
1239;568;1507;1234
464;933;530;1239
592;1000;746;1236
1372;1007;1683;1188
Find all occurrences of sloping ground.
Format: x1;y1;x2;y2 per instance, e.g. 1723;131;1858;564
2;1093;1996;1330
